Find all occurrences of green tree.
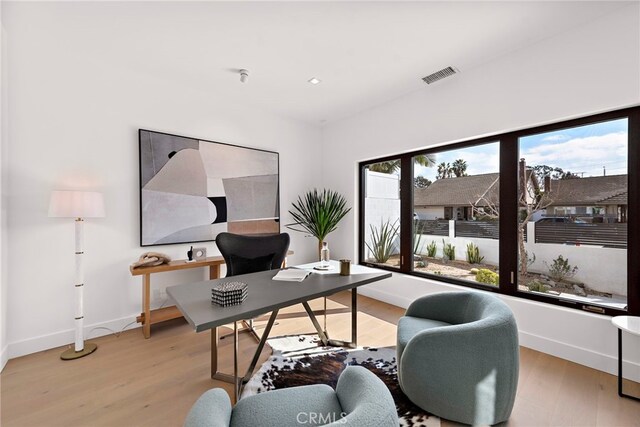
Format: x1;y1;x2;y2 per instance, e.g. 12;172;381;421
368;154;436;174
414;176;432;188
532;164;580;183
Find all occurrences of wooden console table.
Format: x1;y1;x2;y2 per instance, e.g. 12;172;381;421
129;251;293;338
130;257;225;338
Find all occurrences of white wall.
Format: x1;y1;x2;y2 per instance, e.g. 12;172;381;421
3;3;322;361
0;1;7;371
322;4;640;380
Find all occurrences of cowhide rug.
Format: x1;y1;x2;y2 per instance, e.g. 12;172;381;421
241;335;440;427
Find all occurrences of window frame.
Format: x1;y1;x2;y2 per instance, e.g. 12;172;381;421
358;106;640;316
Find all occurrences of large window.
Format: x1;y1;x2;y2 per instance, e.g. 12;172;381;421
359;107;639;316
412;142;500;289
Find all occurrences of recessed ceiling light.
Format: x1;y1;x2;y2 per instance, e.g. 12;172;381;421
308;77;321;85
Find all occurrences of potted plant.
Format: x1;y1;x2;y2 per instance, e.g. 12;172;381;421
287;189;351;259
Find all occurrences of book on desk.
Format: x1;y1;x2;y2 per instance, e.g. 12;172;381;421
272;269;312;282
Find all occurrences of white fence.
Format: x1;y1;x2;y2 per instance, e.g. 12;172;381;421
414;220;626;296
364;171;400;259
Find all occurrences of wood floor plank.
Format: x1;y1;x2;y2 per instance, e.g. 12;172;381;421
1;292;638;427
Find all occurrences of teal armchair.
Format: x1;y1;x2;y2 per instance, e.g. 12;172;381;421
184;366;397;427
397;291;519;425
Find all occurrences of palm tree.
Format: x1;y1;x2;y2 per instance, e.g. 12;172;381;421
452;159;468;177
436;162;452;179
368;154;436;174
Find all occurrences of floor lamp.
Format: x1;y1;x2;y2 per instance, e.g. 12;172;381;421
49;190;105;360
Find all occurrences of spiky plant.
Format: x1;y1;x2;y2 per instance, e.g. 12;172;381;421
287;189;351;259
365;219;400;263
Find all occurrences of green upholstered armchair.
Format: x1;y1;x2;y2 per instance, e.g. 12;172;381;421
184;366;397;427
397;291;519;425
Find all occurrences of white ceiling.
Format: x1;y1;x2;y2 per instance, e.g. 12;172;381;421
10;1;633;124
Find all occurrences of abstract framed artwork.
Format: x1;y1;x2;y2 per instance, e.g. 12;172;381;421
139;129;280;246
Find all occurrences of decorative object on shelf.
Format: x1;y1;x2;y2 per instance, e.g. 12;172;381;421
193;247;207;261
286;188;351;260
139;129;280;246
48;190;105;360
211;281;248;307
187;246;194;262
131;252;171;269
340;259;351;276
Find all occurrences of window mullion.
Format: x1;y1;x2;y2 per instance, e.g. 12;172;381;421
400;156;413;272
499;135;519;295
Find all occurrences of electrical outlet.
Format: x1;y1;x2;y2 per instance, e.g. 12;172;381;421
159;290;167;300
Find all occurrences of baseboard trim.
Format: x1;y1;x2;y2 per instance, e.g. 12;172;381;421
7;315;140;360
358;285;640;383
359;286;413;309
519;330;640;382
1;344;8;372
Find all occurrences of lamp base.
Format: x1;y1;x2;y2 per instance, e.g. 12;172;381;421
60;342;98;360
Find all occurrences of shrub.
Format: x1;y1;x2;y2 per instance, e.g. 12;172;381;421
544;255;578;282
466;243;484;264
442;239;455;261
426;241;437;258
527;280;548;293
365;219;400;263
476;269;499;286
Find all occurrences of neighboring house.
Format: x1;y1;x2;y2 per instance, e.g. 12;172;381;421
414;173;500;220
545;174;628;223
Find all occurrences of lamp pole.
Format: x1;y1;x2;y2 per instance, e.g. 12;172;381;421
49;190;104;360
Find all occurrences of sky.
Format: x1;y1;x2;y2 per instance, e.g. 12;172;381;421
413;118;628;181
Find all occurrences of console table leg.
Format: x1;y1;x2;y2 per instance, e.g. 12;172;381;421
209;265;220;280
142;274;151;339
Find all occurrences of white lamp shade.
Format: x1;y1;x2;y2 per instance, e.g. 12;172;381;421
48;190;106;218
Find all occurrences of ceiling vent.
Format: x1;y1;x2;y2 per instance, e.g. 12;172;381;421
422;66;459;85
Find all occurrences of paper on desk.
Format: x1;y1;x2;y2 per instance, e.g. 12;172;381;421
272;269;312;282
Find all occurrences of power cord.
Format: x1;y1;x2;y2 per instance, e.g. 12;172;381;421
87;298;169;339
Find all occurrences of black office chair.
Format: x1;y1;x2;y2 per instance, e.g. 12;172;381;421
216;232;290;277
215;232;290;341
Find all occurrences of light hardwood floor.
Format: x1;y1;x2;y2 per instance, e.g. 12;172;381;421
2;292;639;426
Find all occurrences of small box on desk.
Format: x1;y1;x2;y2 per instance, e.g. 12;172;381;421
211;282;248;307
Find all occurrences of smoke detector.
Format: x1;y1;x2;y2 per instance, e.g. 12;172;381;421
422;66;459;85
239;69;249;83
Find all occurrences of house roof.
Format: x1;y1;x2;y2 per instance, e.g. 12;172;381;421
547;175;627;206
414;173;500;207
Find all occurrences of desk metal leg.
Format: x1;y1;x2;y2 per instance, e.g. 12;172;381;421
617;328;640;402
211;312;280;403
211;326;238;400
243;309;279;382
302;302;330;345
351;288;357;346
302;289;358;349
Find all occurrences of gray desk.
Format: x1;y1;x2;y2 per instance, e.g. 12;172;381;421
167;263;391;401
